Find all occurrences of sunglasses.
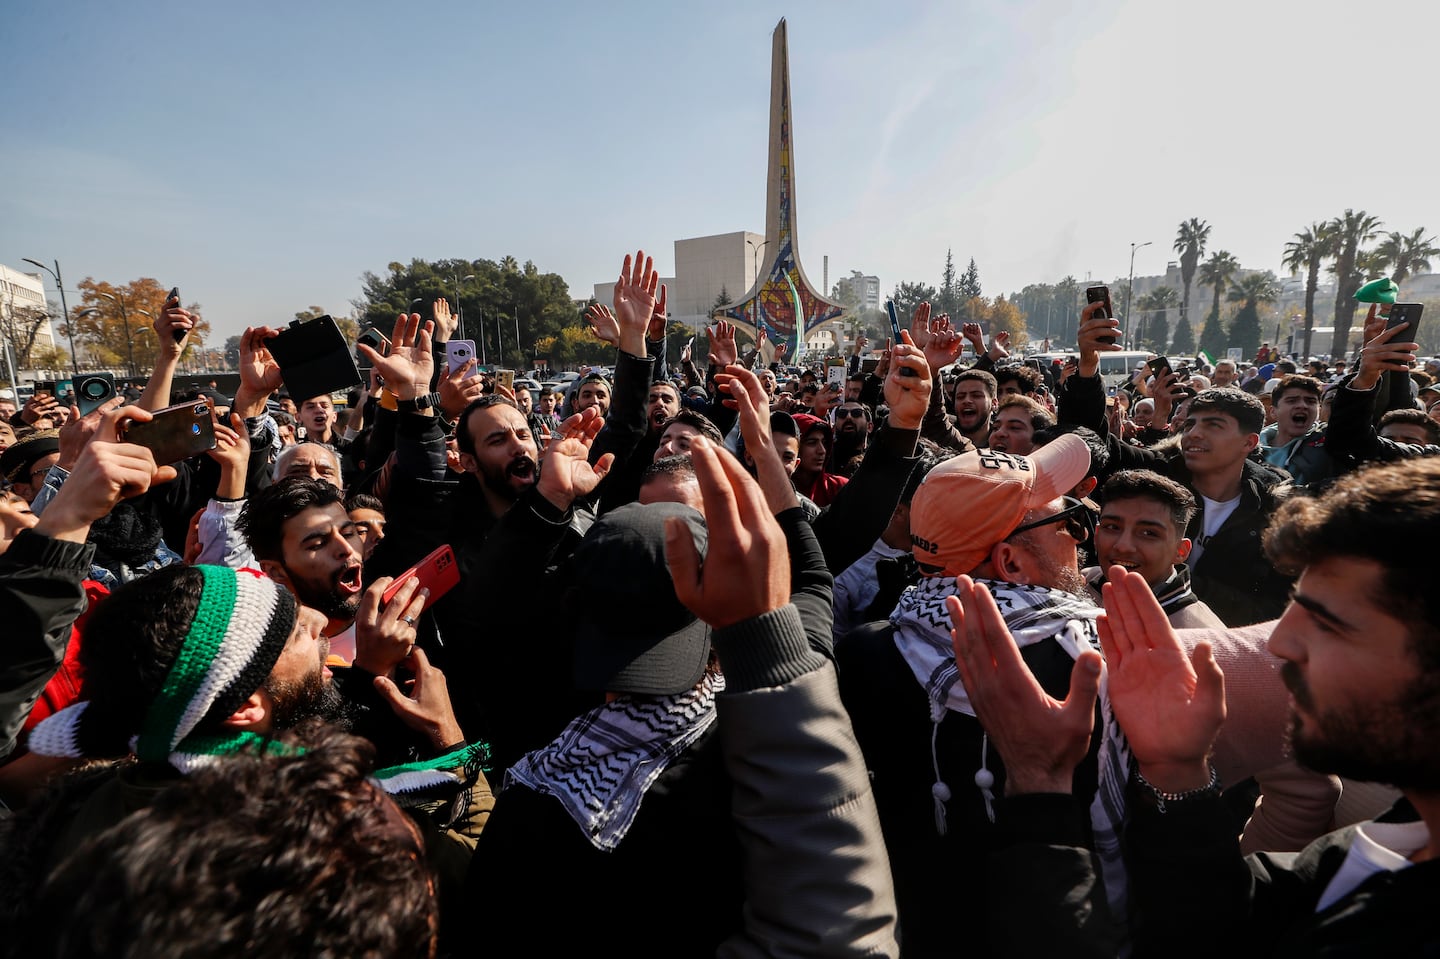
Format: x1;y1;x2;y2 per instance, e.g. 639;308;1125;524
1007;496;1092;545
834;408;867;419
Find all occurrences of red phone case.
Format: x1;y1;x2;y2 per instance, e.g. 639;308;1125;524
381;545;460;611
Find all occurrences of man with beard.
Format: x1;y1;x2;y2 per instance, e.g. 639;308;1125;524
237;477;424;678
958;457;1440;955
362;254;658;772
9;563;485;925
938;369;998;451
829;400;871;477
835;434;1134;957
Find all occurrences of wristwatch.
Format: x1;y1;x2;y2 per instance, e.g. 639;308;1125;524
396;392;441;414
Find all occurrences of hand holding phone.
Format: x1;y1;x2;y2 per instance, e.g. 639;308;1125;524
885;301;919;377
165;287;185;342
120;401;217;464
1385;303;1423;348
446;340;477;375
1086;286;1118;346
381;545;461;611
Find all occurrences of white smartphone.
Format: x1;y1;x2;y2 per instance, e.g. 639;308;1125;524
446;339;476;375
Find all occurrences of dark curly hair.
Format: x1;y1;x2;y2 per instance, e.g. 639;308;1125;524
236;476;345;562
28;727;437;959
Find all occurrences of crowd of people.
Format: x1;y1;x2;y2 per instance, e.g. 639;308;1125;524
1;248;1438;956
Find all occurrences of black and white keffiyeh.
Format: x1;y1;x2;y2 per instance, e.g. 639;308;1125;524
890;576;1132;920
503;671;724;851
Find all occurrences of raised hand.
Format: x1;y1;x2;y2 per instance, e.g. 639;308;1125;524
373;647;465;750
715;364;797;514
536;406;615;510
439;357;486;419
947;577;1100;795
1097;567;1225;792
154;290;195;357
960;322;985;354
909;302;934;350
357;313;435;401
922;312;964;373
355;575;426;677
708;319;738;367
647;284;669;342
585;303;621;348
1076;301;1122;378
612;249;658;356
884;330;933;430
20;390;61;427
665;436;788;628
56;395;125;470
231;325;287;418
34;405;175;543
433;297;459;342
1352;305;1420;391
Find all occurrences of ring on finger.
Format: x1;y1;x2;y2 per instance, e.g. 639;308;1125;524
401;616;417;627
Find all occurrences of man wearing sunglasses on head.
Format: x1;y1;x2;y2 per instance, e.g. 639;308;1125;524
836;434;1131;956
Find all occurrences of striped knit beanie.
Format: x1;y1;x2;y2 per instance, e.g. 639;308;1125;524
29;566;297;773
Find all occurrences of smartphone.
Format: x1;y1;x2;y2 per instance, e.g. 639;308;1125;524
446;339;477;375
496;369;515;391
121;401;217;464
74;372;117;416
33;380;57;399
356;326;390;355
1147;356;1172;379
826;363;846;389
884;300;919;377
268;315;363;400
166;287;184;342
1386;303;1423;345
381;544;460;612
1086;286;1118;345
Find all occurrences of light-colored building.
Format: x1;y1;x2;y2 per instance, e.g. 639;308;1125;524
592;230;763;335
0;264;58;379
835;272;880;313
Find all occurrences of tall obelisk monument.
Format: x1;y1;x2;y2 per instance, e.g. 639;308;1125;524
716;19;846;353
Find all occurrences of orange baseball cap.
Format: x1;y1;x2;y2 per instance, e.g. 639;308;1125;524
908;433;1092;576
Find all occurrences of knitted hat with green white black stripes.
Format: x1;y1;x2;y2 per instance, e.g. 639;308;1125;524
29;565;298;773
29;564;491;803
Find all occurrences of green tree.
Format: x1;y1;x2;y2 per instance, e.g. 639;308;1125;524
1173;218;1211;333
713;286;730;310
959;258;982;299
1281;221;1336;361
1135;286;1179;351
355;256;576;370
937;250;960;316
1197;251;1241;334
1374;228;1439;285
890;282;938;325
1170;315;1196;356
1326;209;1383;359
1226;271;1280;358
1198;309;1228;361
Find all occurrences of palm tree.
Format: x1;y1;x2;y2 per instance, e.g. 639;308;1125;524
1136;286;1179;351
1226;271;1280;358
1374;228;1440;286
1327;209;1383;359
1173;218;1210;334
1281;222;1335;360
1197;250;1240;328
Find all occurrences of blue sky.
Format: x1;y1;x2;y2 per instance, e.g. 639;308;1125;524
4;0;1435;343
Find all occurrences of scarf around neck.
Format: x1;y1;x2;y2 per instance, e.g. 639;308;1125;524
503;671;724;851
889;575;1132;922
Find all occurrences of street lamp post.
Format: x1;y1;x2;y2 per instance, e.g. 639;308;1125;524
74;309;102;372
22;257;78;376
98;291;138;380
512;304;520;372
1126;241;1153;350
454;273;476;340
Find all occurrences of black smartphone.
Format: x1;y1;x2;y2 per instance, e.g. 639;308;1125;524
74;372;117;416
33;380;57;398
121;401;217;464
355;326;390;372
166;287;184;342
268;315;363;401
1147;356;1172;379
884;300;918;377
1386;303;1423;345
1086;286;1118;345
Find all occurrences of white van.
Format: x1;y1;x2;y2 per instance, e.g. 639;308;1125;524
1031;350;1153;389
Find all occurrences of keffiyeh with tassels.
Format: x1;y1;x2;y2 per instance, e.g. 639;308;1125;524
890;576;1133;920
503;671;724;851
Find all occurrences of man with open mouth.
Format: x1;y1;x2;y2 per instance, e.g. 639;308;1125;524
1260;374;1334;488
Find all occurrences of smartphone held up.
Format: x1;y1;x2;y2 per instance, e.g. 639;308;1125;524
1086;286;1119;346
